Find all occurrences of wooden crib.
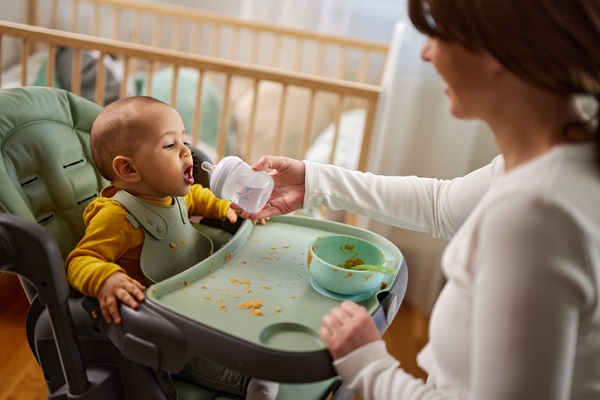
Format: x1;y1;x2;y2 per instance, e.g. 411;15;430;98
1;0;392;222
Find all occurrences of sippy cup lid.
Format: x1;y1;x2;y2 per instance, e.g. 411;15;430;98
208;156;244;198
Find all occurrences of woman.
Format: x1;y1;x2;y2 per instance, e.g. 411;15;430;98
239;0;600;398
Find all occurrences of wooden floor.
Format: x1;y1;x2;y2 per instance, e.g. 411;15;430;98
0;272;428;399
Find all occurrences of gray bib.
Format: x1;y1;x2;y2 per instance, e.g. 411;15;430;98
112;190;213;284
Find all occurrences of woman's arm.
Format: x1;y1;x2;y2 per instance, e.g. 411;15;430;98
303;156;502;240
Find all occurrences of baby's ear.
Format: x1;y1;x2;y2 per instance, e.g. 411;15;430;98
113;156;141;182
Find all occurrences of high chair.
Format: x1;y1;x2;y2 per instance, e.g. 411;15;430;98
0;86;407;399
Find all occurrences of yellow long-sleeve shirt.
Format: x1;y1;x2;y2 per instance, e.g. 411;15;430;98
65;185;231;297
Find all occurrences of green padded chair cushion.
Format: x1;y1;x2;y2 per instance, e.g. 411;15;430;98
0;86;107;258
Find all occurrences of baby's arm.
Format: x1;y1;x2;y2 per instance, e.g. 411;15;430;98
66;199;146;324
97;271;146;324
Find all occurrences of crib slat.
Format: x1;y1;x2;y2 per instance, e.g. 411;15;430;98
20;39;29;87
95;52;106;105
91;3;100;36
210;23;221;58
119;56;130;99
292;39;303;72
243;79;260;160
230;27;240;61
152;15;162;47
190;69;205;145
27;0;38;26
273;84;288;155
170;65;179;108
335;46;347;80
71;0;80;32
300;89;317;159
271;34;282;69
171;17;181;51
249;29;259;65
328;95;345;165
216;74;232;159
51;0;59;30
315;43;325;77
71;48;82;96
112;6;121;40
190;23;201;54
357;99;377;172
146;61;155;96
357;51;370;84
46;45;57;86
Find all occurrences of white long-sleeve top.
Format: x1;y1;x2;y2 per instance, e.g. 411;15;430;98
303;143;600;399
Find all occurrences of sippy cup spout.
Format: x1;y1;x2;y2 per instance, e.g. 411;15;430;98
201;161;215;174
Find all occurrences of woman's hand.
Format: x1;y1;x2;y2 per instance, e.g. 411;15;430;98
238;155;307;220
320;301;382;360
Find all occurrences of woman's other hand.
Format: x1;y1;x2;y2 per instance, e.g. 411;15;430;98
320;301;382;360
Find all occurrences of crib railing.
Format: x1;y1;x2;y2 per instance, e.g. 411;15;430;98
0;21;382;222
28;0;389;86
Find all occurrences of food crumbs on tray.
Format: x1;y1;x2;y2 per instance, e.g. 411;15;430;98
250;309;263;316
275;307;281;313
380;282;388;289
282;246;290;249
205;296;212;300
201;285;207;289
225;252;233;261
184;280;190;286
219;304;227;312
169;241;176;248
291;295;296;299
243;261;248;264
239;300;263;309
260;286;271;290
152;287;157;293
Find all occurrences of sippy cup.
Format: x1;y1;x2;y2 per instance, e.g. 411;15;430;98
201;156;274;213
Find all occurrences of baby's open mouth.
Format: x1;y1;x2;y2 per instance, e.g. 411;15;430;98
184;164;194;185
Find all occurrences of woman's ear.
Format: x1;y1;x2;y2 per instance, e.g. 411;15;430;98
113;156;141;182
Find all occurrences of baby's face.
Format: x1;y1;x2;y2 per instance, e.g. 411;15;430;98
129;103;195;200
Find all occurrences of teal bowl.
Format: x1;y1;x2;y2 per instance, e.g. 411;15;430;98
308;235;389;296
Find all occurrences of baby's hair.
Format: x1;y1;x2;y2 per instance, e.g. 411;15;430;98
91;96;168;180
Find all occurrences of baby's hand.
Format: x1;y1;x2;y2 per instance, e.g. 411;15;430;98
226;207;239;224
227;206;269;225
97;271;146;324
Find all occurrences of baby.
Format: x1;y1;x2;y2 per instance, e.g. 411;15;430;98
66;96;277;399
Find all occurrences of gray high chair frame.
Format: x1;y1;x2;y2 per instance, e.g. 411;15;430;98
0;86;408;399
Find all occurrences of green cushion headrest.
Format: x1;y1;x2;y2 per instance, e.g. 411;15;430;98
0;87;108;258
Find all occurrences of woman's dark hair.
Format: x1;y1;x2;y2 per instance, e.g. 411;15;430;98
408;0;600;159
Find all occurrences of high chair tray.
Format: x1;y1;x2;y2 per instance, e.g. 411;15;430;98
101;215;407;383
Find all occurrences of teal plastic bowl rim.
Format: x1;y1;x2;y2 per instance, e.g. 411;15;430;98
308;234;391;276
